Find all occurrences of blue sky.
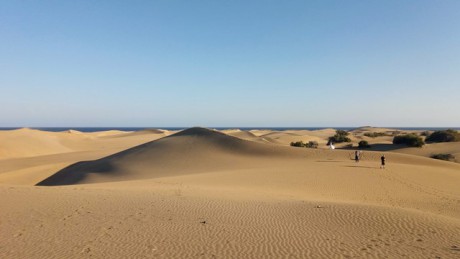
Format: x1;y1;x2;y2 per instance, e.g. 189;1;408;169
1;0;459;127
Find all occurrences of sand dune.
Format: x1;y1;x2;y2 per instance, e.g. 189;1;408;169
221;128;269;143
249;129;274;137
0;128;75;158
394;142;460;162
2;185;460;258
1;127;460;258
106;128;173;138
37;127;301;185
0;128;167;160
0;128;170;185
255;130;328;146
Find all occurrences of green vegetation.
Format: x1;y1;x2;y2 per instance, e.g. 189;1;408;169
425;129;460;143
358;140;371;148
306;141;318;148
363;132;387;138
290;140;319;149
328;130;351;144
393;134;425;147
430;153;455;161
290;141;305;147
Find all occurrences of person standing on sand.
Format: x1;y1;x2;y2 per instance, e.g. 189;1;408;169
380;154;386;169
355;150;360;163
329;141;335;150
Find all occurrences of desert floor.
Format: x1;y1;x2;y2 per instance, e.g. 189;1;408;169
1;127;459;258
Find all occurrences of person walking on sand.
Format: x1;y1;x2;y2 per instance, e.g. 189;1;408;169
355;150;360;163
380;154;386;169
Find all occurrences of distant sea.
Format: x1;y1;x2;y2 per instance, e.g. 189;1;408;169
0;127;459;132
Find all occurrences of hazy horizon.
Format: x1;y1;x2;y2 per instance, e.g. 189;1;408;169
1;0;459;127
1;126;459;131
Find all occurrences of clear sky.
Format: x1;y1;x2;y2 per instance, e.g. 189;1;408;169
1;0;459;127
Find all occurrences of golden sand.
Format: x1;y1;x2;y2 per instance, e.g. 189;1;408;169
1;127;459;258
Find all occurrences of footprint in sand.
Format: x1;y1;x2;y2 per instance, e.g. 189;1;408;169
81;247;91;254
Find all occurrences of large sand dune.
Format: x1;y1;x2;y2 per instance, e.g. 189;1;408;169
1;127;460;258
36;127;301;185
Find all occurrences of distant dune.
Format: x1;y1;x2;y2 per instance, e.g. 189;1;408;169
0;127;167;159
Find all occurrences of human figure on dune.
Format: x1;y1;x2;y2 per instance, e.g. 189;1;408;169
328;140;335;150
380;154;386;169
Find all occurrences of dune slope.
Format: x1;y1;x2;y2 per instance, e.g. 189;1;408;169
36;127;302;185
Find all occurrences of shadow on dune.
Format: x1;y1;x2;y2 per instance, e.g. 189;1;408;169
315;160;342;163
36;160;118;186
339;144;406;152
343;165;378;169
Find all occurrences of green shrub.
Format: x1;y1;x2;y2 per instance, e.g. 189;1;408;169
329;130;351;143
306;141;318;148
358;140;371;148
291;140;318;148
431;153;455;161
393;134;425;147
364;132;387;138
425;129;460;143
290;141;305;147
